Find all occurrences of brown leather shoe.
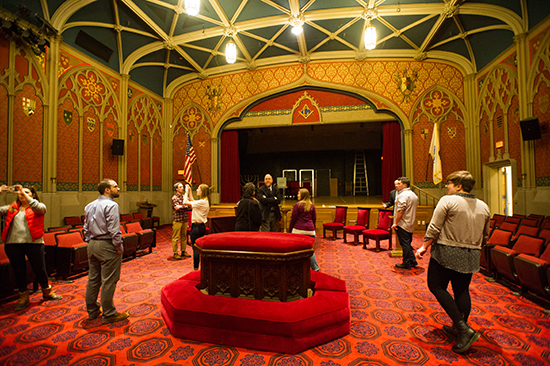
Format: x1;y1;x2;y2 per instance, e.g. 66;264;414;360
182;252;191;258
102;312;129;324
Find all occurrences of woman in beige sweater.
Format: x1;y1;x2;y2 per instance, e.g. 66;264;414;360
415;171;490;354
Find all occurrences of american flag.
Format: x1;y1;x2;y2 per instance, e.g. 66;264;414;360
183;134;196;184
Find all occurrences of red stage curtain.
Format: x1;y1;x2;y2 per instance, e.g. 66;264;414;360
220;130;241;203
382;122;402;202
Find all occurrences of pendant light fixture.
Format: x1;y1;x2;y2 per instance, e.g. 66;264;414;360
226;40;237;64
185;0;200;16
362;8;378;50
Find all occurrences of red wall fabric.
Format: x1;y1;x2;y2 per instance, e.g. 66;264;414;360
381;122;402;201
220;131;240;203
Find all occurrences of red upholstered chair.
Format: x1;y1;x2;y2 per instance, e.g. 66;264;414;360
125;221;154;254
120;225;139;259
489;219;496;228
48;226;70;233
343;207;371;245
362;209;393;252
480;228;513;275
55;232;89;280
492;214;506;227
68;227;85;239
538;229;550;246
0;244;16;298
323;206;348;240
286;181;300;199
514;243;550;300
120;213;139;225
505;216;521;224
43;232;59;277
513;214;526;218
132;212;154;230
520;218;540;227
491;234;545;283
542;220;550;230
511;225;539;243
499;221;518;234
64;216;83;227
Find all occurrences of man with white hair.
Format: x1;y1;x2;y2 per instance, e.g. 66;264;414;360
257;174;282;232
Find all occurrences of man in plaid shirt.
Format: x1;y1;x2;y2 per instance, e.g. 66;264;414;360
172;183;191;260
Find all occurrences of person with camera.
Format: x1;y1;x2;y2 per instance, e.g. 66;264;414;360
0;184;62;310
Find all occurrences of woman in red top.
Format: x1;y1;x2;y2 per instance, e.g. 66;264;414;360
0;184;62;310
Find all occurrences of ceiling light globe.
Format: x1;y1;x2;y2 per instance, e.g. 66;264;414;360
292;25;303;35
226;41;237;64
364;26;376;50
185;0;200;16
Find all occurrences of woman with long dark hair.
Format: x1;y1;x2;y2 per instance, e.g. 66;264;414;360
0;184;62;310
289;188;320;271
235;182;262;231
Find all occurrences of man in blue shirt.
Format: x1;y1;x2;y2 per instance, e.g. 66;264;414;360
84;179;129;324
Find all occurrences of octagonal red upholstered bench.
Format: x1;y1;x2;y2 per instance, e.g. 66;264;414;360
161;232;350;354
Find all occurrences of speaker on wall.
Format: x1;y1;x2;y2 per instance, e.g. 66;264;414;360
111;139;124;155
520;117;541;141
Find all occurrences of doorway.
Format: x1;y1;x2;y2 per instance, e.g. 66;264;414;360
483;159;517;216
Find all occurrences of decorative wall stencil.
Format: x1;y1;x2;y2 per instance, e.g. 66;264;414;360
57;63;120;191
22;97;35;116
394;68;419;103
447;127;457;139
87;117;96;132
422;90;452;119
292;92;321;124
63;110;73;126
206;85;222;111
183;107;203;129
77;71;105;104
127;94;163;191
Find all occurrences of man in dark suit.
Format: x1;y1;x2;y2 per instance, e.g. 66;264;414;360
382;180;399;209
258;174;282;232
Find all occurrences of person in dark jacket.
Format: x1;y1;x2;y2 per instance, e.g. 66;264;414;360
235;182;262;231
258;174;282;232
382;180;399;209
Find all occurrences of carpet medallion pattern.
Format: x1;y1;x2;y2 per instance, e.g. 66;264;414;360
0;225;549;365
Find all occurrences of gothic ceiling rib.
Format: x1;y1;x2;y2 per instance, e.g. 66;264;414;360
1;0;548;96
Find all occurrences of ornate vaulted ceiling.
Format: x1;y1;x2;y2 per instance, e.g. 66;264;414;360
1;0;549;96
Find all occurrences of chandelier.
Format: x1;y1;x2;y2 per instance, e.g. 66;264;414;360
362;8;378;50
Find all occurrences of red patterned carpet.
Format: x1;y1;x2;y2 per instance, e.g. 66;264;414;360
1;225;549;366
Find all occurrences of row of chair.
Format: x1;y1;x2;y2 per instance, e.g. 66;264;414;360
322;207;394;252
481;226;550;301
491;213;550;230
64;212;159;230
44;221;155;280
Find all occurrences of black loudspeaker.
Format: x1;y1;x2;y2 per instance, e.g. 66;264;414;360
317;169;331;196
111;139;124;155
520;117;541;141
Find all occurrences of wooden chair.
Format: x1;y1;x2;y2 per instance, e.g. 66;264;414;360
343;207;371;245
322;206;348;240
362;209;393;252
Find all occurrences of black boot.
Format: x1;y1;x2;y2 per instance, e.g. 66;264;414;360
442;325;458;341
452;320;480;353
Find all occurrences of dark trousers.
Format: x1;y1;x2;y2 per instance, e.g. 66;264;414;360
427;257;473;324
396;226;416;266
4;243;49;293
190;223;206;270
